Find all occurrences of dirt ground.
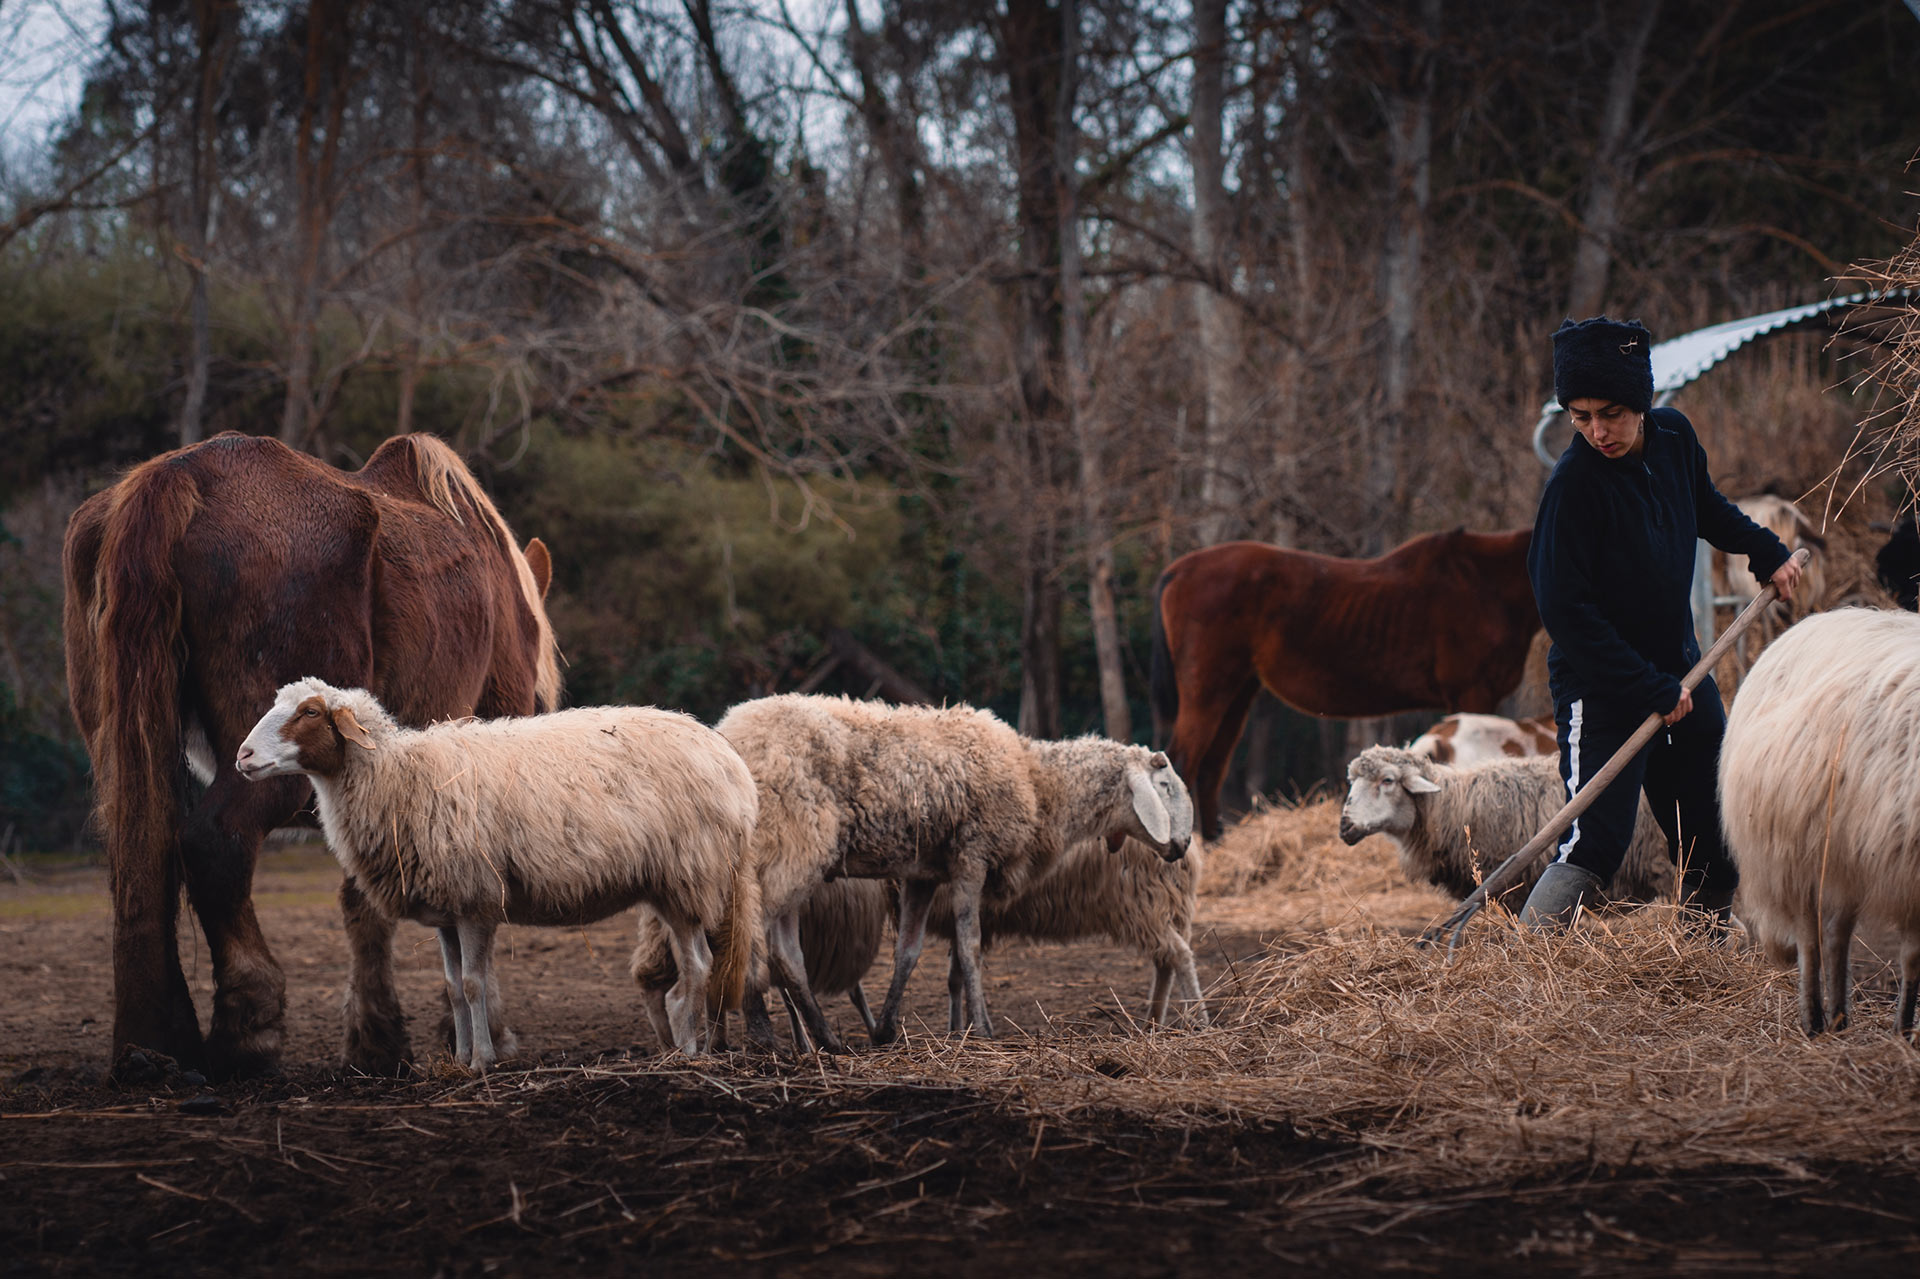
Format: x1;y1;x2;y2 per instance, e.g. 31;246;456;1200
5;844;1919;1276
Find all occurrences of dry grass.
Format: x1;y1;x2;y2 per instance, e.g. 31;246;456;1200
733;801;1920;1192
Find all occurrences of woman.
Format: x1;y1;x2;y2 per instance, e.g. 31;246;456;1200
1521;316;1802;928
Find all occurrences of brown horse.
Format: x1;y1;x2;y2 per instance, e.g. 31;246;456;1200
1148;528;1538;839
63;432;560;1079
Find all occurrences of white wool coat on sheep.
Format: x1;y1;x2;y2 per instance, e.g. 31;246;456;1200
1720;608;1920;1038
236;678;759;1067
927;834;1208;1028
700;693;1193;1049
1339;746;1674;906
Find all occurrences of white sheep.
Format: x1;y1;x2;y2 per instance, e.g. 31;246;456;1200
236;678;760;1069
1338;746;1675;906
651;835;1209;1051
929;833;1208;1030
634;876;888;1053
695;693;1194;1048
1720;608;1920;1038
1407;713;1558;768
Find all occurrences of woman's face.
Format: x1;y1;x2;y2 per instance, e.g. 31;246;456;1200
1566;397;1645;460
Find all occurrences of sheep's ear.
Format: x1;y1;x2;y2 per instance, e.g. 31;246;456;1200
1128;767;1172;844
1148;750;1170;770
1402;772;1441;794
332;705;377;751
524;537;553;599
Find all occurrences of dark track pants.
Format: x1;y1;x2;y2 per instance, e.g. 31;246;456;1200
1551;679;1737;899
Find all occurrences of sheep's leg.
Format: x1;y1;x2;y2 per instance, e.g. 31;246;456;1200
1171;939;1209;1028
437;927;474;1067
1795;912;1826;1038
777;988;817;1053
1823;908;1858;1035
741;986;782;1053
1147;961;1174;1026
456;918;501;1073
1897;937;1919;1040
947;877;995;1040
946;951;964;1033
847;982;877;1036
766;911;847;1054
663;924;715;1056
872;880;938;1046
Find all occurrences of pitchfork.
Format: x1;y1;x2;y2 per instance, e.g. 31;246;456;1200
1421;546;1811;954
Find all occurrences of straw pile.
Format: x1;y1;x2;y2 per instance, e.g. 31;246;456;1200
798;801;1920;1192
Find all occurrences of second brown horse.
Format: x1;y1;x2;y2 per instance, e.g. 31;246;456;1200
1149;528;1539;839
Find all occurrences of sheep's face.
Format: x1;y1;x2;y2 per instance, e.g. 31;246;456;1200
1338;758;1439;846
1119;751;1195;861
236;678;379;781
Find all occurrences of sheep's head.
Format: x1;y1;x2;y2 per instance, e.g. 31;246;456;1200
1339;746;1440;846
236;677;389;782
1115;749;1195;862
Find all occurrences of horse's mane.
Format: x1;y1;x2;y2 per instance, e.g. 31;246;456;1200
383;435;563;711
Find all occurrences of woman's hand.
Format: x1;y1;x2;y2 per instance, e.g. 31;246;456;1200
1663;686;1693;727
1770;556;1803;603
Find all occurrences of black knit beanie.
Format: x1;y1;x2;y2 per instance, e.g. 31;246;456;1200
1552;315;1654;414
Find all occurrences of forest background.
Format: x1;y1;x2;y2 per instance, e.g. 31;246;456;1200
2;0;1918;850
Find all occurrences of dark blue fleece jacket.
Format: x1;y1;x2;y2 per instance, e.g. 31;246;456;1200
1529;406;1790;721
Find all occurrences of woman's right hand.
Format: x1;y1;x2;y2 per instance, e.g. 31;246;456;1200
1663;686;1693;727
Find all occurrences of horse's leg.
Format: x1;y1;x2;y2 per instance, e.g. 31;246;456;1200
1188;680;1261;840
179;771;303;1080
340;875;412;1076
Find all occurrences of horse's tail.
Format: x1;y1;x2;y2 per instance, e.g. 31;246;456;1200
85;457;203;1057
710;837;762;1015
1148;567;1178;748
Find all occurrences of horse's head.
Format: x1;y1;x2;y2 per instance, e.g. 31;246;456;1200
515;536;563;712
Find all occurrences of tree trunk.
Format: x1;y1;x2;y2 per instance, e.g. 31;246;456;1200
1058;0;1129;743
280;0;356;449
178;1;232;447
1367;0;1439;552
1189;0;1244;549
1000;0;1067;740
1565;0;1661;319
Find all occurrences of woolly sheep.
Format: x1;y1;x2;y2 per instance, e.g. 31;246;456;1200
689;693;1194;1048
1720;609;1920;1038
1338;746;1675;906
634;876;887;1053
1407;713;1557;768
930;833;1209;1030
236;678;760;1069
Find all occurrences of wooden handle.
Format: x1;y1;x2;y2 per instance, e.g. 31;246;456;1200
1421;546;1810;953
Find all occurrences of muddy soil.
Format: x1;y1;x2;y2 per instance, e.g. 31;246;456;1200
5;848;1918;1276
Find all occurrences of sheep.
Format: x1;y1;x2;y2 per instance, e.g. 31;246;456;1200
1338;746;1675;906
928;833;1209;1030
653;693;1193;1049
236;678;760;1069
1408;713;1558;768
640;831;1206;1049
634;876;888;1053
1714;494;1827;613
1719;608;1920;1039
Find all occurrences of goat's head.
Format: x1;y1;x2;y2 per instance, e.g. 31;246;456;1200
1339;746;1439;845
1113;748;1195;862
236;677;388;782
